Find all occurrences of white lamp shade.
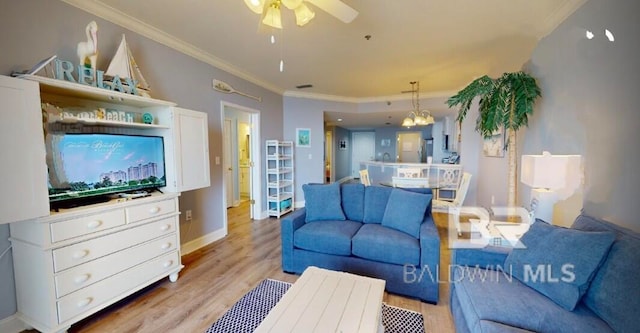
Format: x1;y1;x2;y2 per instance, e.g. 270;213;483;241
521;152;582;190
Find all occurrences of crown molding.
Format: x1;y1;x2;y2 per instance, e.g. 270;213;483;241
537;0;588;39
283;89;456;104
59;0;284;95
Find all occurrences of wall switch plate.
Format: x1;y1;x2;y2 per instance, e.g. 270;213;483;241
185;210;192;221
215;156;220;165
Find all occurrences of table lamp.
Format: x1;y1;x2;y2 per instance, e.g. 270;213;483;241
520;151;582;224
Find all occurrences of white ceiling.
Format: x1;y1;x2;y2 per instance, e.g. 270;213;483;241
63;0;586;128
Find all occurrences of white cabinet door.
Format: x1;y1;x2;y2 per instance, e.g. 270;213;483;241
173;107;210;192
0;76;49;224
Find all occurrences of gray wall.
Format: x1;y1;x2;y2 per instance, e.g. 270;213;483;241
283;97;357;202
333;126;353;180
0;0;283;321
520;0;640;230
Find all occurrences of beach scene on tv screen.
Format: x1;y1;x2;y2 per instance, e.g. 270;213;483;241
48;134;166;201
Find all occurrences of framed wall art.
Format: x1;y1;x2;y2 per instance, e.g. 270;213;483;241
296;128;310;147
483;128;505;157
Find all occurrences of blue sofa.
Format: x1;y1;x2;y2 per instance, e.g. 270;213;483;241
281;183;440;303
450;214;639;333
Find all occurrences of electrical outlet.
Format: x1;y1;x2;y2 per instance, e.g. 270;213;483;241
185;210;192;221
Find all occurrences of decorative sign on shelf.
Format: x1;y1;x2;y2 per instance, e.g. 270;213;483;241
54;59;139;95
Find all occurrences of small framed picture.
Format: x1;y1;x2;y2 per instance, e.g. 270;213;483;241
339;139;347;150
296;128;310;147
380;139;391;147
483;128;505;157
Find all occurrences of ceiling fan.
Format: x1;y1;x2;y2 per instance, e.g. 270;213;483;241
244;0;358;28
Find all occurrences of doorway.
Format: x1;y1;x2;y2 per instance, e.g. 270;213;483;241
396;131;422;163
351;132;375;178
325;130;333;183
221;102;262;231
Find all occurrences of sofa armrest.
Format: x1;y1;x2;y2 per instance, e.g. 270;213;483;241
419;216;440;268
281;208;306;272
451;246;511;270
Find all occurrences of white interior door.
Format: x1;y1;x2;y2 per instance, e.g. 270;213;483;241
351;132;375;178
397;132;422;163
223;119;233;208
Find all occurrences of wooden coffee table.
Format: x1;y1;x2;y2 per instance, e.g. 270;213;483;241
254;266;386;333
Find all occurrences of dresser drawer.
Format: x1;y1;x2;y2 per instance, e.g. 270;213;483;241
126;198;176;223
50;209;126;243
53;217;177;272
54;233;178;298
57;251;180;324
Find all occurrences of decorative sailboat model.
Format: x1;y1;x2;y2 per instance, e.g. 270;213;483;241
105;34;151;97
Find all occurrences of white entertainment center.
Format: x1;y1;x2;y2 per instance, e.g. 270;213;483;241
0;75;210;333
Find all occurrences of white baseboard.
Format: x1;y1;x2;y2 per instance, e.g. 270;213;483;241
180;228;227;255
0;314;27;333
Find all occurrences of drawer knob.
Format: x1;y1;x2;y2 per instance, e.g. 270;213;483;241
160;224;171;231
149;207;161;214
72;250;89;259
163;260;173;268
161;242;172;250
76;297;93;308
86;220;103;229
74;274;91;284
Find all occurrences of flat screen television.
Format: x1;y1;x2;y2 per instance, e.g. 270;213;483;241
47;133;166;209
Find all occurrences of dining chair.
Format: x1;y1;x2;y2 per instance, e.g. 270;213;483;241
432;172;472;235
359;169;371;186
396;167;422;178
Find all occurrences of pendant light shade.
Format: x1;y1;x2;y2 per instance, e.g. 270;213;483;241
244;0;265;14
262;1;283;29
401;81;435;127
294;3;315;26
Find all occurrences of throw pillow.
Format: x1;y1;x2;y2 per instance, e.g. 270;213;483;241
504;221;615;311
380;189;431;238
362;186;393;223
302;182;346;222
341;183;365;222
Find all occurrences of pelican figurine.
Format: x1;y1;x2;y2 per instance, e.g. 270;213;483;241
77;21;98;76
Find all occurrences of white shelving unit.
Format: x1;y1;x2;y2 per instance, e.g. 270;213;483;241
266;140;294;218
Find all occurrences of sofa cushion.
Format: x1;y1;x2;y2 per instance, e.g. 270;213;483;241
381;189;431;238
302;183;346;222
293;220;362;256
571;214;640;333
341;183;365;222
352;224;420;266
452;267;613;333
362;185;393;223
504;221;615;311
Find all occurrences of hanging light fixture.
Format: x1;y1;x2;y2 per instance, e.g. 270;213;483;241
245;0;315;29
402;81;435;128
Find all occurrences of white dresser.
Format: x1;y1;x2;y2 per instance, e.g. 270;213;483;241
10;193;183;333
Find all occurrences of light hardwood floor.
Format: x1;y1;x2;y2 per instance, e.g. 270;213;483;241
45;202;456;333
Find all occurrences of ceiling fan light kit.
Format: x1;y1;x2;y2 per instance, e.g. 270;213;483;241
244;0;357;29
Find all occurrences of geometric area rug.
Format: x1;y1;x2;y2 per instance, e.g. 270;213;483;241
205;279;425;333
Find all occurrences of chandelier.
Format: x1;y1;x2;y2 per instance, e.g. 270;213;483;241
244;0;316;29
402;81;435;127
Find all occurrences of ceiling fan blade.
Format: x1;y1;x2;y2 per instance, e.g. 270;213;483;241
306;0;358;23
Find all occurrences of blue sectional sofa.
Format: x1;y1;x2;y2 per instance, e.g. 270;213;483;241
450;214;639;333
281;182;440;303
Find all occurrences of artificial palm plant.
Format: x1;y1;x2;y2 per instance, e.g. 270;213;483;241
447;71;541;207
